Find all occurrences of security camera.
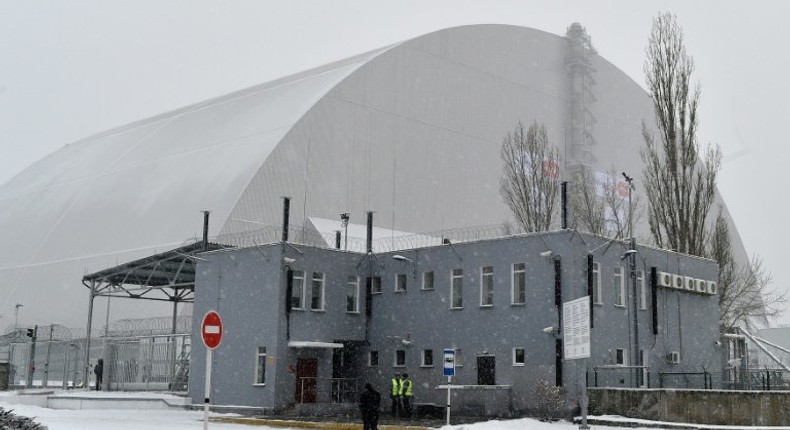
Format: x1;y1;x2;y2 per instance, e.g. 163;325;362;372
283;257;296;264
540;251;553;258
714;340;722;346
542;326;555;333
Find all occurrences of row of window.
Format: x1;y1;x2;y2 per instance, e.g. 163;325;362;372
590;263;648;310
367;347;529;368
288;263;647;313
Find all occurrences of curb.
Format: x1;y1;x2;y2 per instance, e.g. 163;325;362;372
211;417;432;430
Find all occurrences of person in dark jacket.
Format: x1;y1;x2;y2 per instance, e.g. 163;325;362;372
94;359;104;391
358;382;381;430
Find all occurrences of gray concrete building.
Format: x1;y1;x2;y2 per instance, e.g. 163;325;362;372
188;229;720;415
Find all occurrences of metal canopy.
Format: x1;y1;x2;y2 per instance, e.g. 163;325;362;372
81;242;229;303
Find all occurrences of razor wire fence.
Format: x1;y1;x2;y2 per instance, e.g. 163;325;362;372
1;318;192;392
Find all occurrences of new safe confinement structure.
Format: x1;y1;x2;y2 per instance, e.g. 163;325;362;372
0;23;746;329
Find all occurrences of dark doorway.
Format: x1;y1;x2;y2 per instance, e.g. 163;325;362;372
295;358;318;403
477;355;496;385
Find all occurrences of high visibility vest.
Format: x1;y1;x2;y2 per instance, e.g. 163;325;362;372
401;379;413;397
391;378;402;396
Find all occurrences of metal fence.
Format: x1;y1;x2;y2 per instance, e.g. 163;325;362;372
4;333;190;392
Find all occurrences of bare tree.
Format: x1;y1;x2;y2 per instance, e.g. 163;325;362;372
572;165;640;239
641;12;721;257
499;121;560;232
708;212;786;331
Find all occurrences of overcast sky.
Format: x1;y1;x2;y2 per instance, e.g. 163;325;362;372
1;0;788;326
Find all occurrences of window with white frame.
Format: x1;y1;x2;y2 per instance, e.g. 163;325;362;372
454;348;463;367
422;271;434;290
254;346;266;385
394;349;406;367
480;266;494;306
592;262;602;304
637;270;646;310
614;266;625;307
369;350;379;367
451;269;464;308
513;348;526;366
346;276;359;313
311;272;325;310
512;263;526;304
615;348;627;365
290;270;305;310
370;276;382;294
422;349;434;367
395;273;407;293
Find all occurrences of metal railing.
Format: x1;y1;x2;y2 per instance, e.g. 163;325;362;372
659;371;713;389
592;366;649;388
297;377;358;404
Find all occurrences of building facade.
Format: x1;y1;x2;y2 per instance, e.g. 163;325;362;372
188;230;720;415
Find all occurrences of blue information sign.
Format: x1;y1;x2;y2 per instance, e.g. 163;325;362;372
443;349;455;376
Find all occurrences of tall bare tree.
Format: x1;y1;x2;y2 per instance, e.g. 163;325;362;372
499;121;560;232
641;12;721;256
708;212;786;331
572;165;641;239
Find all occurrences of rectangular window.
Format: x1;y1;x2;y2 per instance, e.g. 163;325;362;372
422;271;434;290
254;347;266;385
422;349;434;367
370;276;382;294
369;351;379;367
290;270;305;310
614;266;625;307
616;348;627;366
346;276;359;313
592;263;602;304
394;349;406;367
637;270;646;310
395;273;407;293
311;272;324;310
512;263;526;304
513;348;526;366
451;269;463;309
480;266;494;307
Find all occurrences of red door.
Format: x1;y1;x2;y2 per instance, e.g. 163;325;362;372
295;358;318;403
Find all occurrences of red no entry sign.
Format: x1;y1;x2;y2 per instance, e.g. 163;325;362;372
201;310;223;350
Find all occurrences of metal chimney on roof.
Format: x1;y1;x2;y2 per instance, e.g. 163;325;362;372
202;211;210;251
366;211;373;253
282;197;290;242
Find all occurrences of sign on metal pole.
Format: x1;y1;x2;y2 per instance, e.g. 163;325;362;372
443;349;455;376
562;296;591;429
201;310;223;430
563;296;590;360
201;310;223;350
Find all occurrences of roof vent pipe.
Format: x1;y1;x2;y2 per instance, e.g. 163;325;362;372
202;211;210;251
366;211;373;253
282;197;291;242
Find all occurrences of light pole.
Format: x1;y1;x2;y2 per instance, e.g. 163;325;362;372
622;172;639;386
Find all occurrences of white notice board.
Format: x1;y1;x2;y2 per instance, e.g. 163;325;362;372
563;296;591;360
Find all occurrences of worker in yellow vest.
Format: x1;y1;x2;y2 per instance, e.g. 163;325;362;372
400;373;413;418
390;372;403;417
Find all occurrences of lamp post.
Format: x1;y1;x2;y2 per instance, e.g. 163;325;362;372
622;172;639;386
392;254;417;280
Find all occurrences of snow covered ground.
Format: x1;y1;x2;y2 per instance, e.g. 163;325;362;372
3;391;790;430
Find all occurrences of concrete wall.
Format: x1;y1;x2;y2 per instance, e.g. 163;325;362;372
589;387;790;426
